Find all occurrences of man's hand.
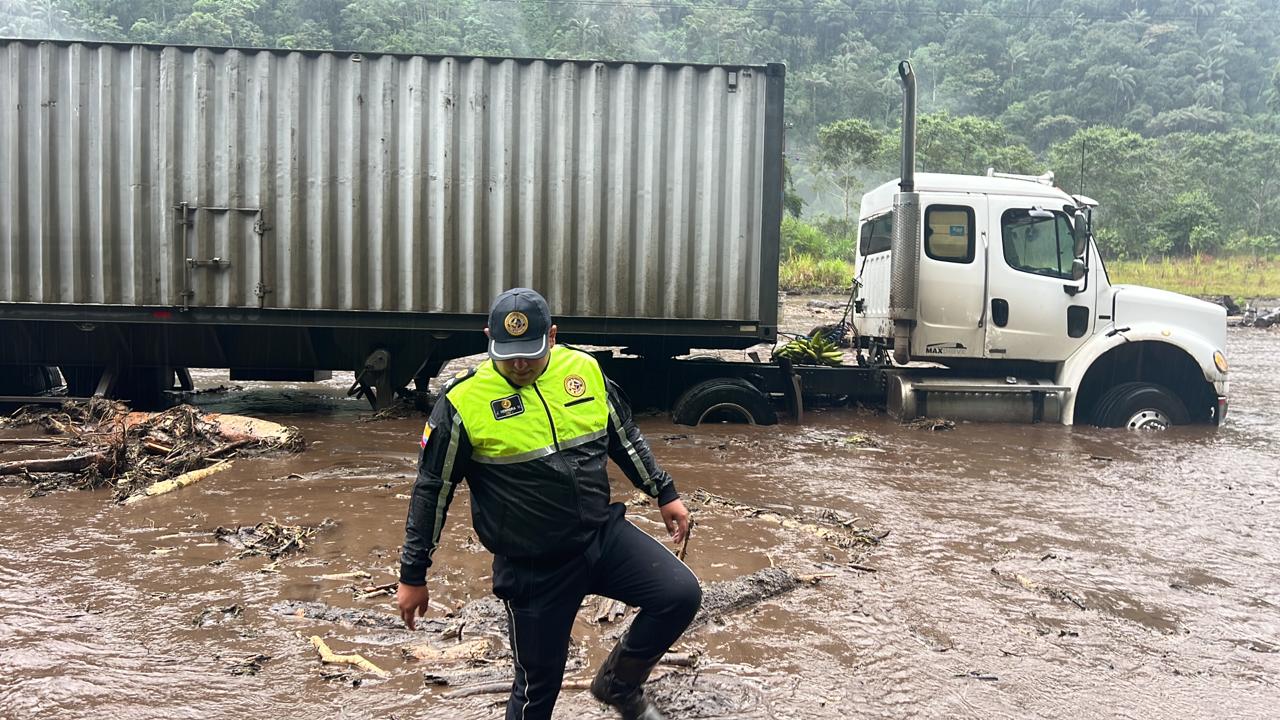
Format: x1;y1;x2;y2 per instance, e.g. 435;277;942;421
659;498;690;545
396;582;431;630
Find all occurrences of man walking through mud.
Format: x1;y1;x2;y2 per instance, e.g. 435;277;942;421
397;287;701;720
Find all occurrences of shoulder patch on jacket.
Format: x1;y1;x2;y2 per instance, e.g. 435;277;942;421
441;366;478;393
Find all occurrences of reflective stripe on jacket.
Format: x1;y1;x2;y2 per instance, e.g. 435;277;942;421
399;345;678;585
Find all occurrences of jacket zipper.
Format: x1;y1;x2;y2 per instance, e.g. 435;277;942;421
532;384;560;450
534;379;583;524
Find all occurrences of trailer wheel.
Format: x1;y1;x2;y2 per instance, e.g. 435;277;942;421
671;378;777;426
1092;382;1190;430
0;366;61;395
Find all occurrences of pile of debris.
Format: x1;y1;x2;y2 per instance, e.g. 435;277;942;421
215;519;331;559
279;565;830;702
0;399;303;500
1244;306;1280;329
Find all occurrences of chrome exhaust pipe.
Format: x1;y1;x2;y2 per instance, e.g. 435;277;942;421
890;60;920;365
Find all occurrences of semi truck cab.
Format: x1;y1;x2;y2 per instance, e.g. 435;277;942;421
851;60;1227;429
853;170;1228;428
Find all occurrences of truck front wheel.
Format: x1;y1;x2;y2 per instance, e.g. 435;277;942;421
671;378;777;426
1092;382;1190;430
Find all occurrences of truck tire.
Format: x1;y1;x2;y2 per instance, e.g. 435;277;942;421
1091;382;1190;430
671;378;777;426
0;365;61;395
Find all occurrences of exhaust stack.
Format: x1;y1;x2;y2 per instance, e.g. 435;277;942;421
889;60;920;365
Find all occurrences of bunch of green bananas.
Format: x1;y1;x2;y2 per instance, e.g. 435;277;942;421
773;335;844;366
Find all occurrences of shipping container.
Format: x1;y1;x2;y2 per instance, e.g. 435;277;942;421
0;40;784;405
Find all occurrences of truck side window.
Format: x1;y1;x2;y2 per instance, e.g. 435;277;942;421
1001;209;1075;279
858;212;893;256
924;205;975;263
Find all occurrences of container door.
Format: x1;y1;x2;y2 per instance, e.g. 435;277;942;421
984;198;1094;361
914;195;986;360
175;204;270;310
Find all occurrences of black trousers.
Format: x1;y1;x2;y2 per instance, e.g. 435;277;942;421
491;503;702;720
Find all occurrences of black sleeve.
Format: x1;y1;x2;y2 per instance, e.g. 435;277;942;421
399;395;471;585
604;376;679;505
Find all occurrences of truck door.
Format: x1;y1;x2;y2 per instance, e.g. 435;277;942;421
984;198;1094;361
914;196;986;360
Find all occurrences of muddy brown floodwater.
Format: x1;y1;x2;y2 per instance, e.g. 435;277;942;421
2;304;1278;719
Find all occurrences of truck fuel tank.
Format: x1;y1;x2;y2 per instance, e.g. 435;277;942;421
889;375;1068;424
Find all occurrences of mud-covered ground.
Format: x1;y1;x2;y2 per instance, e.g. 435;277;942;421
2;297;1278;719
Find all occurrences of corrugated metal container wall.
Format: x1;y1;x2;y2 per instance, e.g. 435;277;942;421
0;40;774;321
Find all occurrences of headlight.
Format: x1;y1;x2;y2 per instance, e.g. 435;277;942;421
1214;350;1229;374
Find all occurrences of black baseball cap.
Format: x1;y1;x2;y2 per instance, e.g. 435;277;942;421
487;288;552;360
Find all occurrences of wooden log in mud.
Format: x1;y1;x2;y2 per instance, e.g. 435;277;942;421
690;568;820;630
604;567;833;640
0;451;108;477
688;490;885;550
309;635;389;677
123;459;233;503
207;413;303;448
403;638;493;663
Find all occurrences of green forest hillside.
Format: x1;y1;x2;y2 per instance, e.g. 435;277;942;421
4;0;1280;274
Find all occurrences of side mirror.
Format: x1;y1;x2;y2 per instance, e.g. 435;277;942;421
1071;257;1088;281
1064;258;1088;295
1072;211;1090;257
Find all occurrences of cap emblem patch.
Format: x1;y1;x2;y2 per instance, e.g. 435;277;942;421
564;374;587;398
504;311;529;337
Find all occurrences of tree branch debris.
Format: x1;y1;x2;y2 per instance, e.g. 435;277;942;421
1;399;302;500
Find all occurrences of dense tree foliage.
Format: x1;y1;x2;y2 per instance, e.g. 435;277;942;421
2;0;1278;259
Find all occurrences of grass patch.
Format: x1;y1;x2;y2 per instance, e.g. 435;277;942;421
779;254;855;292
1108;256;1280;300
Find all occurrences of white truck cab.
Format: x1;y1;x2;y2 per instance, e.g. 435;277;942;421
854;62;1228;428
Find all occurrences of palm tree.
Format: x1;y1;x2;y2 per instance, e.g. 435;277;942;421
1195;80;1225;110
1006;44;1028;77
1194;52;1227;85
1190;0;1217;35
565;17;600;55
803;69;831;128
1108;65;1138;114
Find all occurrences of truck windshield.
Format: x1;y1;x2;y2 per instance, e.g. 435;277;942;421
1001;209;1075;279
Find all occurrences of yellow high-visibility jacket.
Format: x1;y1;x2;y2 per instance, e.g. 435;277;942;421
400;345;677;584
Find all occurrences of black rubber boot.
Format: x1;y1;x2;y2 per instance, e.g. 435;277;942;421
590;642;667;720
